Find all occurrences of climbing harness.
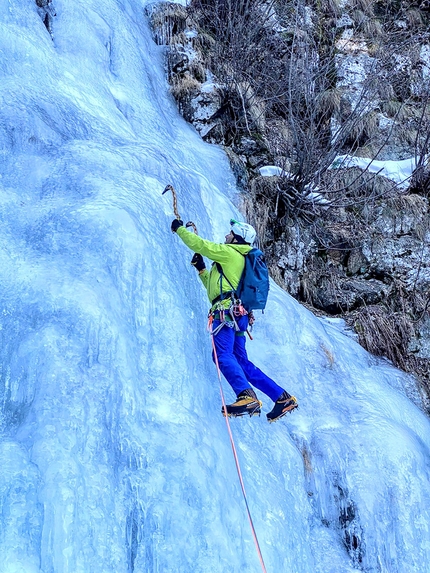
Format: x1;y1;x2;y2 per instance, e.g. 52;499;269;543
210;324;268;573
207;298;248;337
208;299;253;340
215;262;254;339
207;308;234;336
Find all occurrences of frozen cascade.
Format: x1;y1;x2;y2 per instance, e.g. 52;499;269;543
0;1;429;573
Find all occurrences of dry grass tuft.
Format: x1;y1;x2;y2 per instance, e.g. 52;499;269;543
318;88;342;117
384;194;428;228
351;9;366;26
241;177;275;242
170;74;201;100
348;306;413;371
170;31;190;46
362;18;383;37
406;9;424;28
348;112;379;145
381;99;402;118
189;59;206;83
194;30;216;53
150;3;187;26
351;0;374;15
149;4;188;45
324;166;394;204
322;0;341;15
347;306;430;407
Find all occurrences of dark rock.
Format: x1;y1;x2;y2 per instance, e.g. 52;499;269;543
248;155;266;168
363;235;430;290
224;148;248;188
347;250;369;275
146;2;188;46
314;277;390;314
168;47;189;75
35;0;55;35
371;195;428;236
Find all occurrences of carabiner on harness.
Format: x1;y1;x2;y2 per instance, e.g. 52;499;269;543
231;301;247;317
208;302;236;336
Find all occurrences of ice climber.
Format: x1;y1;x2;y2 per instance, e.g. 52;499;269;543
171;217;298;422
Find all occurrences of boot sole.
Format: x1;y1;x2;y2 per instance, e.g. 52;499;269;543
267;402;298;423
224;409;262;418
222;401;262;418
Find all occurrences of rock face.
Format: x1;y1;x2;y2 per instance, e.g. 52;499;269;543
270;193;430;402
147;1;430;403
35;0;56;37
146;3;224;142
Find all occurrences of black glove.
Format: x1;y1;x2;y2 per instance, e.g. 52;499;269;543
191;253;206;272
171;219;183;232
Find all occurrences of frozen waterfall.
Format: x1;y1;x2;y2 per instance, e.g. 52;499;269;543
0;1;429;572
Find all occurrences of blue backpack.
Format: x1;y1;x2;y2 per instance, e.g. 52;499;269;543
217;248;270;312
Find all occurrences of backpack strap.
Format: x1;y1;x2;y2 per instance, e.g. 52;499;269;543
215;262;236;293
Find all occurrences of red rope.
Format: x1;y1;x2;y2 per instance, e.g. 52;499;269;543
210;330;268;573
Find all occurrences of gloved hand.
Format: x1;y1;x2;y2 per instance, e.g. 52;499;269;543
171;218;184;232
191;253;206;272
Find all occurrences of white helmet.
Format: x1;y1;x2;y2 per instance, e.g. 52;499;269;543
230;218;257;244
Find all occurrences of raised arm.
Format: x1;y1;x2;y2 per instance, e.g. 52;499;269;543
176;226;236;265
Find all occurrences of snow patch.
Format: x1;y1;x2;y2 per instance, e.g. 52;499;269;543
331;154;429;188
259;165;288;177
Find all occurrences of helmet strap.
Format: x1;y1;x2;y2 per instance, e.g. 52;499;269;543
231;232;248;245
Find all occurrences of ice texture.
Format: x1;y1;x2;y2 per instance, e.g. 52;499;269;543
0;2;429;573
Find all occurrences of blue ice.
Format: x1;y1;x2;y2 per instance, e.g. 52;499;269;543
0;1;429;572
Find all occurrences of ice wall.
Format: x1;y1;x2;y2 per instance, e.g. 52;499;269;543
0;2;429;572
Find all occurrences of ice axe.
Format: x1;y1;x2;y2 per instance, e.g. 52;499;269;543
162;184;198;234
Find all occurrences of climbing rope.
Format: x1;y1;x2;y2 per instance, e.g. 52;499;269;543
209;318;268;573
165;182;267;571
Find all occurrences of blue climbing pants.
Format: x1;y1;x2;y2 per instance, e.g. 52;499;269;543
211;314;284;401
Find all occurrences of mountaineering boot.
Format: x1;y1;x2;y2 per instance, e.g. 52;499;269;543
266;391;298;423
222;388;262;418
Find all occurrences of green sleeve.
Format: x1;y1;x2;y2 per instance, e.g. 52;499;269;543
176;227;234;264
198;269;209;288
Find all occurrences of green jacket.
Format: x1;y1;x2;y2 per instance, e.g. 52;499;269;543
177;226;251;308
